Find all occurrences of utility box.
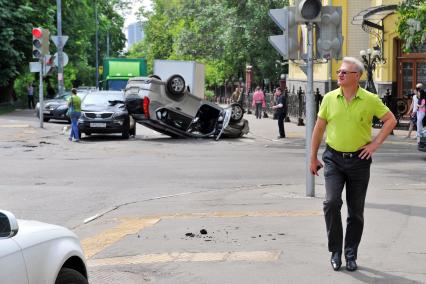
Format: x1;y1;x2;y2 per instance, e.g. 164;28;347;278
153;60;205;99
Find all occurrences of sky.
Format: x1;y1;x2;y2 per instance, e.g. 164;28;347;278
121;0;152;50
123;0;152;27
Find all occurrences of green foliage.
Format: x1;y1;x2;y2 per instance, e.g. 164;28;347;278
204;89;215;101
128;0;289;90
397;0;426;52
0;0;129;102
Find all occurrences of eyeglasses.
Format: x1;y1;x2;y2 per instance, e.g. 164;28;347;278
336;70;358;75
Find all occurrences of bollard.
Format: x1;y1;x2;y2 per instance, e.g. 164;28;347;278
284;88;291;122
297;86;305;126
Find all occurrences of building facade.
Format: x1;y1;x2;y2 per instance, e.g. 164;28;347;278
127;21;145;49
287;0;426;105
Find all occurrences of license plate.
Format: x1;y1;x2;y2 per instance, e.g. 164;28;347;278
90;123;106;128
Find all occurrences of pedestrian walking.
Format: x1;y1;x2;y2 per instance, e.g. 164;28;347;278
27;83;35;109
252;86;265;119
67;88;82;142
310;57;396;272
415;83;425;137
272;87;286;138
406;89;418;139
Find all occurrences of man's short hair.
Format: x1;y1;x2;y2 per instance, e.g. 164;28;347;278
342;57;365;74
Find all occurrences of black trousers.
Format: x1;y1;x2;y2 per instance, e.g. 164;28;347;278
277;112;285;137
322;146;372;260
28;95;35;109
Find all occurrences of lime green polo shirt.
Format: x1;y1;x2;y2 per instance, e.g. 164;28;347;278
318;87;390;152
68;95;81;112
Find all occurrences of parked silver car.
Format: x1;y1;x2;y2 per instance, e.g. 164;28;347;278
124;75;249;139
0;210;88;284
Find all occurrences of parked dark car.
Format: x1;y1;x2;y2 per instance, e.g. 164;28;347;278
124;75;249;139
77;90;136;139
35;90;88;122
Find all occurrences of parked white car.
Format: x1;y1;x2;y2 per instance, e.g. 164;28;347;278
0;210;88;284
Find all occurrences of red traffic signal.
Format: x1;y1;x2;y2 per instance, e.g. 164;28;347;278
32;27;50;59
32;28;43;39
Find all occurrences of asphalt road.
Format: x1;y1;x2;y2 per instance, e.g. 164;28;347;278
0;109;425;283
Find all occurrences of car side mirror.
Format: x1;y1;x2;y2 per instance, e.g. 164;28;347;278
0;210;19;239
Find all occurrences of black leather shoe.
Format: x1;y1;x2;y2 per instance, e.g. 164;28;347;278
330;252;342;271
346;259;357;271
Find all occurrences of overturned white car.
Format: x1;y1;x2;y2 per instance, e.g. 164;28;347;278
124;75;249;139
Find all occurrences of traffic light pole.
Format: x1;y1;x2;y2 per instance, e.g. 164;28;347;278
39;56;44;128
56;0;64;96
306;23;315;197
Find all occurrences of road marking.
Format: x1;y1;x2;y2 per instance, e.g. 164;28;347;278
82;218;160;259
0;124;31;128
160;210;322;219
88;250;281;267
81;210;321;260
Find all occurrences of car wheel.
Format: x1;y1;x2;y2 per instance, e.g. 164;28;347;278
122;119;130;139
55;267;88;284
166;75;186;96
230;103;244;122
129;125;136;136
43;117;50;122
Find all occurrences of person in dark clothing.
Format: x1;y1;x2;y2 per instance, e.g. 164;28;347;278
27;83;35;109
47;82;55;99
272;87;286;138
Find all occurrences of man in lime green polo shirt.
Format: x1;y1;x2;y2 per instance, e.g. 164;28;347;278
310;57;396;272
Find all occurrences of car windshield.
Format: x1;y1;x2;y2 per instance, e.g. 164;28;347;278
82;92;124;107
53;91;86;101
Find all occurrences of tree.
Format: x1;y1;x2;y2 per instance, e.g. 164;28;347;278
129;0;288;90
397;0;426;52
0;0;128;103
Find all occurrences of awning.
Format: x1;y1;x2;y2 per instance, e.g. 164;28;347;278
351;5;398;60
352;5;398;31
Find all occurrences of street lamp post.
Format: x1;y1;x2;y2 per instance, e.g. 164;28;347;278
245;66;253;114
359;48;382;94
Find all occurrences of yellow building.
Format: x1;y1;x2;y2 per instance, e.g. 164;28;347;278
287;0;426;105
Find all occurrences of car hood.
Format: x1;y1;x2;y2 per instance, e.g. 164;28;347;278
82;104;126;113
12;219;77;249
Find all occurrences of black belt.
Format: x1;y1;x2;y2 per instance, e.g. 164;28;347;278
326;145;362;159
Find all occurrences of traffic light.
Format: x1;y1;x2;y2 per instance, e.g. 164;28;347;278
295;0;322;23
316;6;343;59
32;28;50;59
268;7;299;60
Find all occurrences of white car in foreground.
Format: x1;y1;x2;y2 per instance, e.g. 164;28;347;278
0;210;88;284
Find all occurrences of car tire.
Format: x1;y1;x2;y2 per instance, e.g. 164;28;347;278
129;125;136;136
122;119;130;139
55;267;88;284
230;103;244;122
166;75;186;96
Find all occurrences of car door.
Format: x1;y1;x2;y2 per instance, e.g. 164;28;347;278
0;238;29;284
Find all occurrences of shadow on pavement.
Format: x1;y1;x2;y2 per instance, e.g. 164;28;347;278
366;203;426;219
347;266;423;284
